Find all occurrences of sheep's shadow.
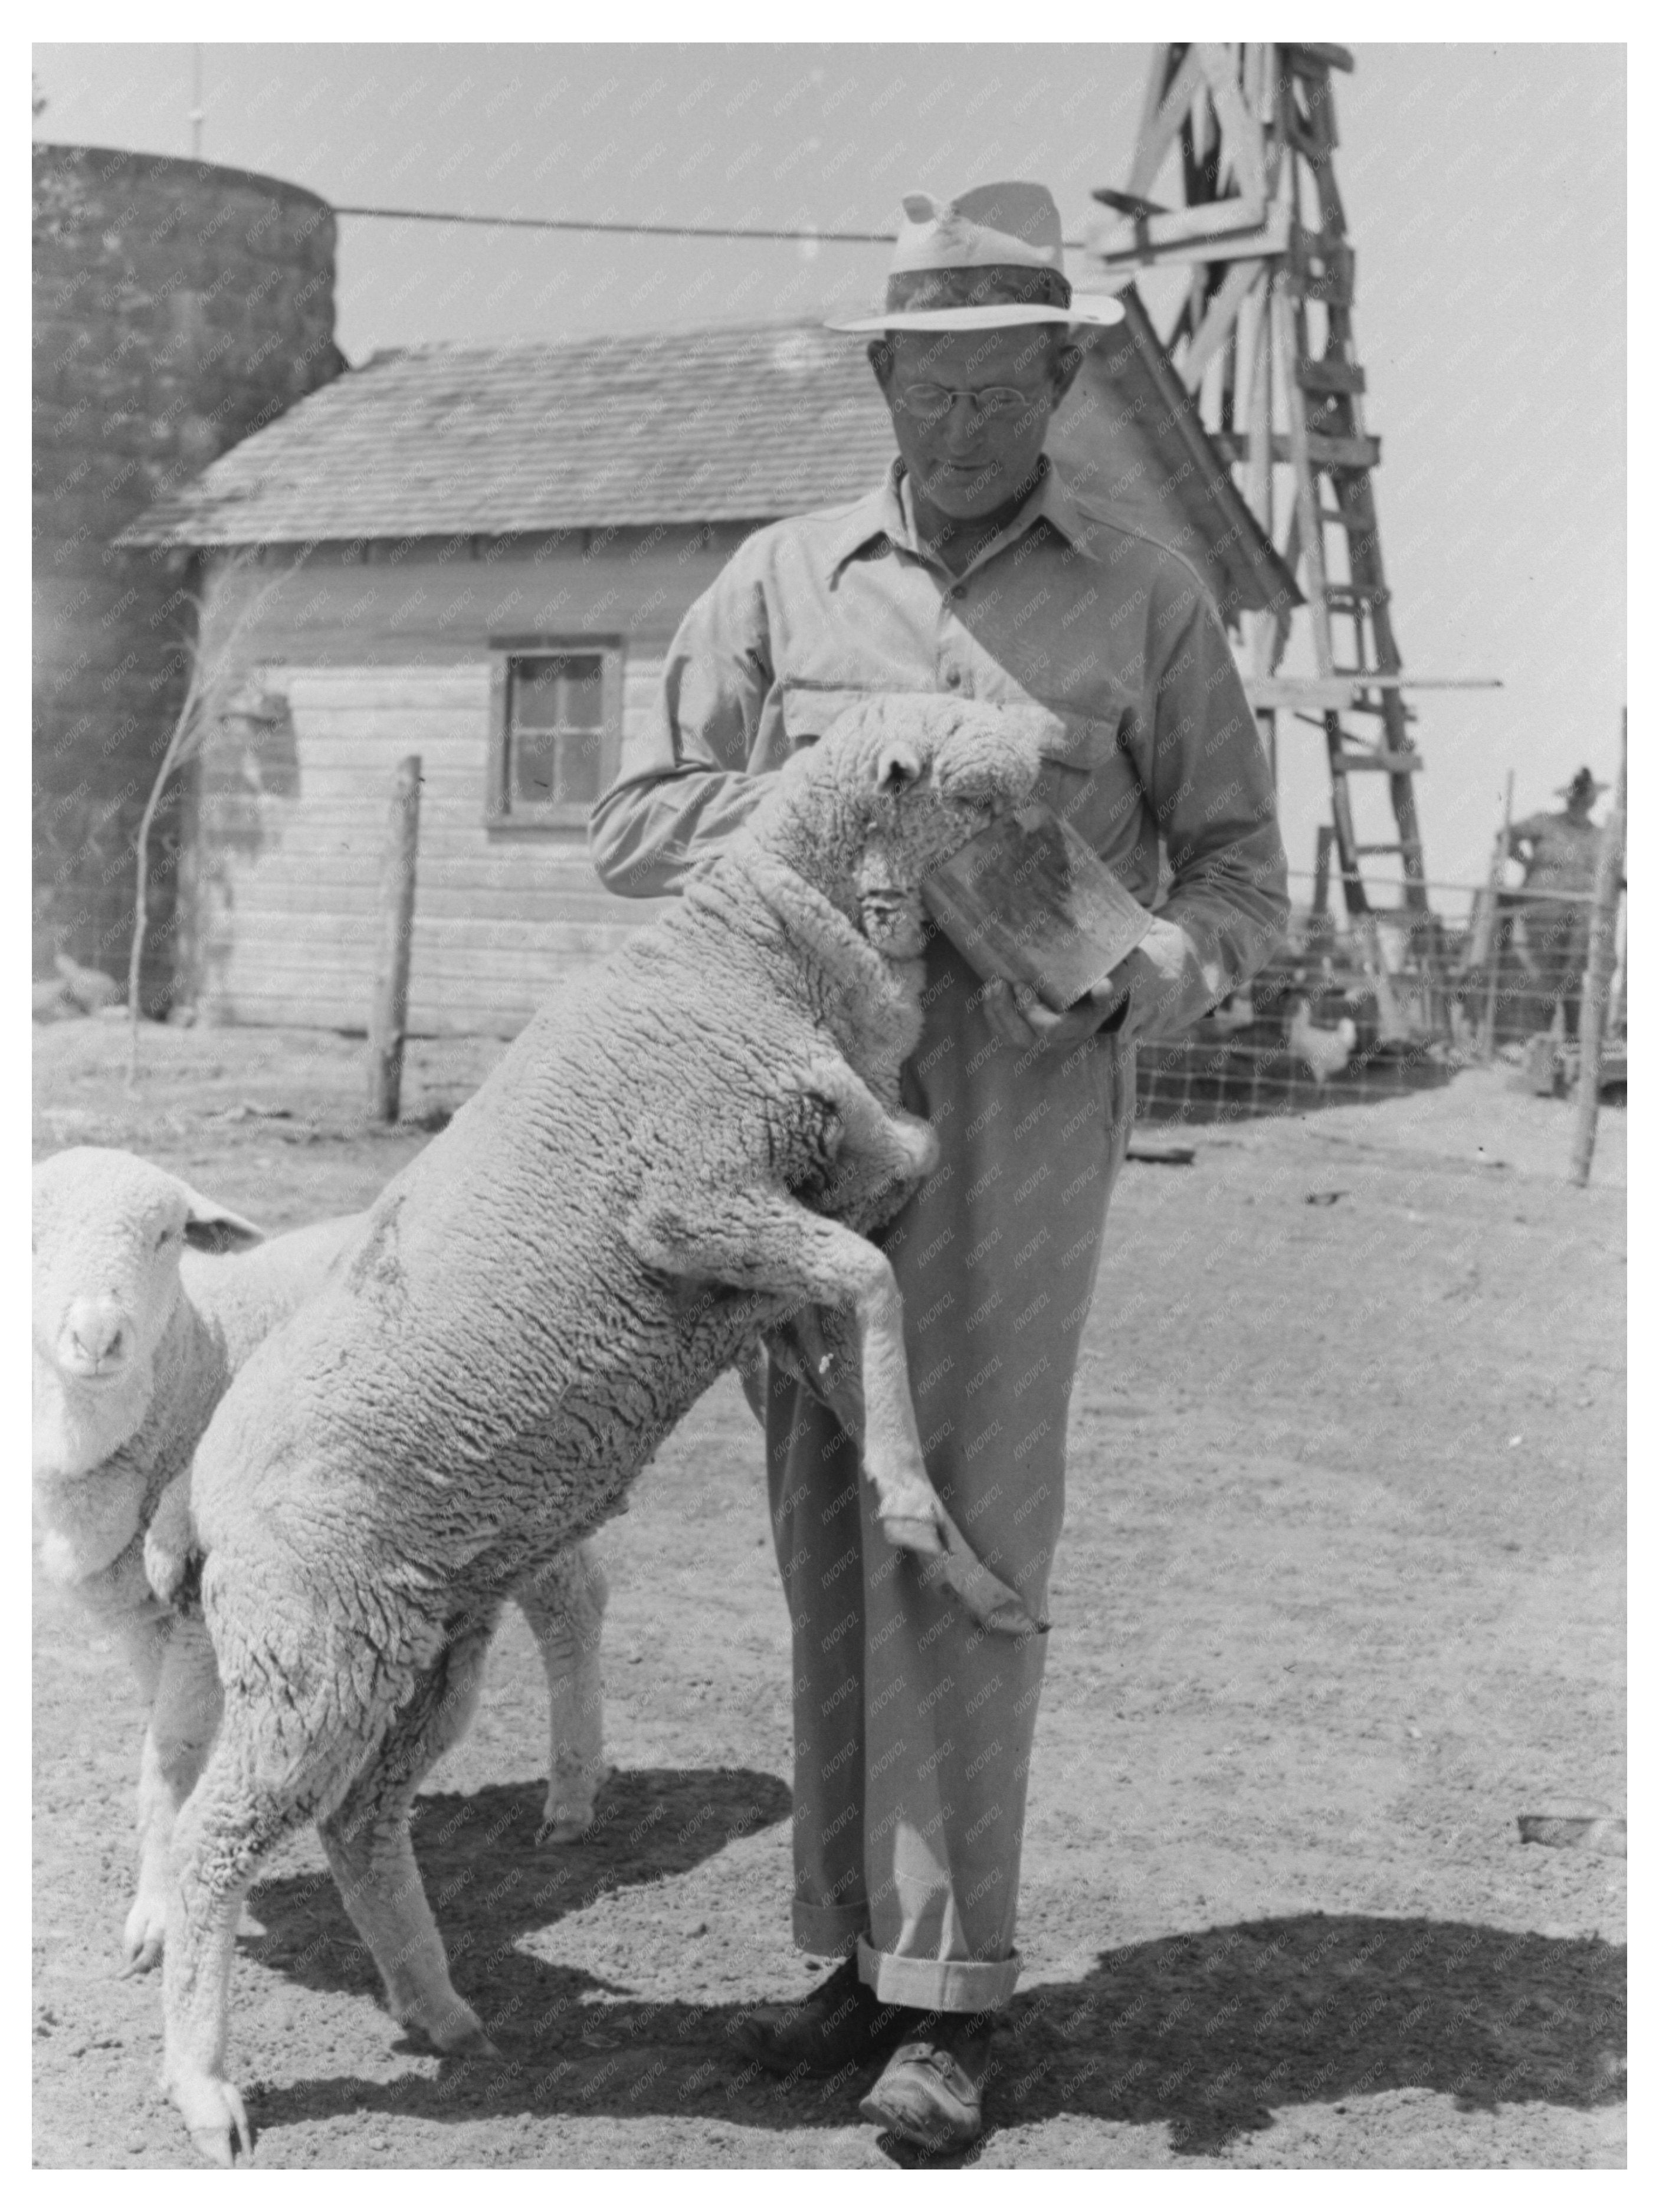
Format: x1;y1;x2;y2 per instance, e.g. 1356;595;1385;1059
242;1782;1627;2159
242;1765;791;2006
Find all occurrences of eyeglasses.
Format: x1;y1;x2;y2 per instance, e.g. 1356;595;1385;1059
893;382;1044;422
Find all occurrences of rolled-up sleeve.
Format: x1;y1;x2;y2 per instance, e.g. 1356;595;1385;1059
1123;570;1290;1039
588;551;775;899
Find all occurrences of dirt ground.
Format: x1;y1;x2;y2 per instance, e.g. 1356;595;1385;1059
32;1020;1626;2169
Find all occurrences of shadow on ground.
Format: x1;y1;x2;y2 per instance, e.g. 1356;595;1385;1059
240;1768;1625;2158
244;1765;792;2005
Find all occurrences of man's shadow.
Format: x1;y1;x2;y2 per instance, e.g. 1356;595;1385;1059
243;1775;1625;2158
982;1912;1625;2157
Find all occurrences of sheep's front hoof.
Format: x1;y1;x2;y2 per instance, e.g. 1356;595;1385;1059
920;1524;1046;1641
880;1513;945;1557
940;1572;1047;1640
172;2073;253;2167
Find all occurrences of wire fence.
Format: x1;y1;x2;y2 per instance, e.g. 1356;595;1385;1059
1133;867;1628;1127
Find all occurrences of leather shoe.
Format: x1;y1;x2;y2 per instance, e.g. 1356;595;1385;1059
732;1955;914;2077
860;2015;995;2151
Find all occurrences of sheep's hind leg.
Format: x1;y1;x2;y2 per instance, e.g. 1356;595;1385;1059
163;1706;318;2166
317;1615;499;2058
515;1545;612;1844
124;1612;222;1973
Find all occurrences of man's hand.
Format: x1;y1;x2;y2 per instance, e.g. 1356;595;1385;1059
982;970;1132;1050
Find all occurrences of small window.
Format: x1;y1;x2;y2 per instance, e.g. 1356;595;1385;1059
488;641;621;827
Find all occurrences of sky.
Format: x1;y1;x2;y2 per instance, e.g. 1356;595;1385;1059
32;40;1627;892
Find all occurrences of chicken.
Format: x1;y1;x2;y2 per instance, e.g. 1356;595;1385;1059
1287;997;1358;1084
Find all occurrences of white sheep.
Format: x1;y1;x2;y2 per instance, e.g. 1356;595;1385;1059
31;1148;611;1974
155;694;1053;2164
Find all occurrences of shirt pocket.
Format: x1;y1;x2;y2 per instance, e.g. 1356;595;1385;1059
1032;707;1146;859
771;677;900;756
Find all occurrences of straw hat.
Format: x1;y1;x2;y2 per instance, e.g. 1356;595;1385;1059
828;181;1125;333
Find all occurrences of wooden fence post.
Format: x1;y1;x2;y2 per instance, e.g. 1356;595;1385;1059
367;755;421;1123
1569;712;1627;1187
1480;770;1514;1061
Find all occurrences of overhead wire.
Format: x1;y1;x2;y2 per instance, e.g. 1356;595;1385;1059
331;203;1087;248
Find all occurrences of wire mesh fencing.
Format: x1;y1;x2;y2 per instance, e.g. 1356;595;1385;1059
1132;870;1627;1129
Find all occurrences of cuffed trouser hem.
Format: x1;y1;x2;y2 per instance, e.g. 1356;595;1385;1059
793;1900;867;1955
857;1936;1021;2012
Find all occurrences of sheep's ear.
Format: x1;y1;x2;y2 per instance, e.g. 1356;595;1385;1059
875;738;925;795
181;1187;265;1254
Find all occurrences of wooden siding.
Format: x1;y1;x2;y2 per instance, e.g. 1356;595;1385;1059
194;668;644;1034
191;531;745;1034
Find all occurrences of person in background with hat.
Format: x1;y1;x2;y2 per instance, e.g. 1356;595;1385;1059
1504;766;1608;1037
589;180;1288;2153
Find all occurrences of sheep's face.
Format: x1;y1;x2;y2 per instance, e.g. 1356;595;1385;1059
31;1148;263;1396
782;696;1053;954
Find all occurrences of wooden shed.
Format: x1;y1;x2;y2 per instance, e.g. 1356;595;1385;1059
123;312;1294;1036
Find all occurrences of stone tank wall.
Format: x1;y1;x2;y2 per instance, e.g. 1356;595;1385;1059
32;143;342;1006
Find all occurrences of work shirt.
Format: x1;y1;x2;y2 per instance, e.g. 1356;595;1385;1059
589;458;1288;1038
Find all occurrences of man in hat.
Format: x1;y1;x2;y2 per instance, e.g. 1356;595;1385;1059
589;180;1288;2152
1505;766;1608;1035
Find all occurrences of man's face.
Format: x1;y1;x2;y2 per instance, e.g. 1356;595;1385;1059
875;327;1076;521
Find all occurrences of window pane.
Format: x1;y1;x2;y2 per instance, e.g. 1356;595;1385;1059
512;658;566;731
560;656;605;730
555;727;604;805
502;649;609;811
512;729;557;805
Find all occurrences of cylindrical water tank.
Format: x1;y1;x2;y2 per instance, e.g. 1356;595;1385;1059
32;142;343;1005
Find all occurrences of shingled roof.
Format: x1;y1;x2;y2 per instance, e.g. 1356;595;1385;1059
120;323;898;546
122;310;1297;618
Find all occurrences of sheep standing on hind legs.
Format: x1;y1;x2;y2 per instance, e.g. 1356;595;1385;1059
31;1152;611;1980
157;695;1050;2164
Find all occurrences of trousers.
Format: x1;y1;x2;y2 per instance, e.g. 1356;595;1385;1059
763;937;1135;2011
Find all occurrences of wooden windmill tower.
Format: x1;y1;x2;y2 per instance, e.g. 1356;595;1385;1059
1087;42;1496;948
